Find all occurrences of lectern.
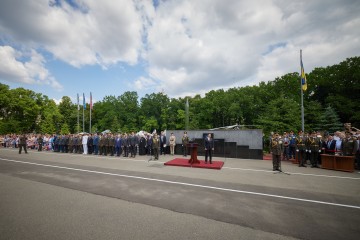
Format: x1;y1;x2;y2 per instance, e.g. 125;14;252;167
187;143;200;164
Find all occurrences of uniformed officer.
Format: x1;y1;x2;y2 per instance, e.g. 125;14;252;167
37;134;43;151
169;133;176;155
342;132;359;156
152;133;160;160
182;132;189;157
296;130;307;167
307;131;322;168
108;133;115;156
18;134;28;154
271;132;284;171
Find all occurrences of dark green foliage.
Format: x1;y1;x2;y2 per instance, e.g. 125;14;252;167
0;56;359;135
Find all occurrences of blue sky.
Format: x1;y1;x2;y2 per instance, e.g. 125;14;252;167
1;0;360;104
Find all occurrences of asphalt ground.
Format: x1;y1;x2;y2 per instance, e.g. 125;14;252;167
0;148;359;240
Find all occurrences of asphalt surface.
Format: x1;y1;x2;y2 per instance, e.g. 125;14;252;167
0;148;359;240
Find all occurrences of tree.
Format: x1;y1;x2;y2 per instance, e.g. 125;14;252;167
60;122;70;135
39;99;63;134
58;96;74;126
317;106;343;133
256;96;301;135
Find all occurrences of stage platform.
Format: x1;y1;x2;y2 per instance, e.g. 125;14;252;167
164;158;224;170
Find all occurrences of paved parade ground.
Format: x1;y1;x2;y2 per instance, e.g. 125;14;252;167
0;148;359;240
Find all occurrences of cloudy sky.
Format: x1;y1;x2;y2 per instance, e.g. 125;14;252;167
0;0;359;104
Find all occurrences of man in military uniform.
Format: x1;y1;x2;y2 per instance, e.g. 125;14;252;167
108;133;115;156
77;134;83;154
103;133;109;156
37;134;43;151
18;134;28;154
342;132;358;156
99;134;104;155
307;131;322;168
271;132;283;171
296;130;307;167
182;132;189;157
169;133;176;155
63;134;69;153
152;133;160;160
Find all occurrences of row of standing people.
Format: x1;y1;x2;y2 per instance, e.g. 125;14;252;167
271;130;360;171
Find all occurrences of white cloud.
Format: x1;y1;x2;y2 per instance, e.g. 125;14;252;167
145;0;360;97
134;76;158;91
0;45;63;90
0;0;359;98
0;0;144;68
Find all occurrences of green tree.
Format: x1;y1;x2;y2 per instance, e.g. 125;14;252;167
317;106;343;133
60;122;70;134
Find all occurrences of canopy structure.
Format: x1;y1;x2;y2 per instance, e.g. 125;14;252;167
209;125;259;130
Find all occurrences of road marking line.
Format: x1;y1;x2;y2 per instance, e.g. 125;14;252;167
222;167;360;180
2;148;359;179
1;158;359;210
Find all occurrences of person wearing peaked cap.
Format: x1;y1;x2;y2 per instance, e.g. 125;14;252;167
271;132;283;171
296;130;307;167
182;131;189;157
307;131;321;168
342;131;359;156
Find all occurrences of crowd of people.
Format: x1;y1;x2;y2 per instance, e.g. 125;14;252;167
2;128;359;169
269;130;360;171
0;131;197;161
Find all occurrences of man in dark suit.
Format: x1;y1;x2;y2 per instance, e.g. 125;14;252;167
324;135;336;155
204;133;214;164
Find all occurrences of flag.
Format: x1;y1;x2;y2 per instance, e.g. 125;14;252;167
300;51;307;91
83;93;86;110
90;92;93;110
77;93;80;111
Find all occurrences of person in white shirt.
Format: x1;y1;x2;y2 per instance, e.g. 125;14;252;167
82;133;89;154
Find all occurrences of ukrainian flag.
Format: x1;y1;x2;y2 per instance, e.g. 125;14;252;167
300;51;307;91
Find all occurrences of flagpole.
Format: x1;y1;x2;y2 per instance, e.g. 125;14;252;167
185;98;189;130
77;93;80;134
300;50;305;132
89;92;92;133
83;93;85;133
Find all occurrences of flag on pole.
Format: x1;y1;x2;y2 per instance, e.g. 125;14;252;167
300;51;307;91
83;93;86;110
90;92;93;110
77;93;80;110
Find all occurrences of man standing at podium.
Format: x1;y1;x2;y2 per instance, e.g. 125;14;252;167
204;133;214;164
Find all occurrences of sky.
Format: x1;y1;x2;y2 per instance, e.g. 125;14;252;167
0;0;359;105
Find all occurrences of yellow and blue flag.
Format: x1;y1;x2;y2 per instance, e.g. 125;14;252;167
300;51;307;91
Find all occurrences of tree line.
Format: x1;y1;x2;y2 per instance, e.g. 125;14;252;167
0;56;359;135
